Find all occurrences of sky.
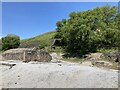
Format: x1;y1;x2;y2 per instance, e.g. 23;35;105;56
2;2;118;40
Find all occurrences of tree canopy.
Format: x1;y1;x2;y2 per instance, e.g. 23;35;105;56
54;5;119;56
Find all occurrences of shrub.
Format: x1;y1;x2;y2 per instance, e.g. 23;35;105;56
2;34;20;50
39;41;48;49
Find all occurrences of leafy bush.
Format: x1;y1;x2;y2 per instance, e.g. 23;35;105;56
55;5;119;56
2;34;20;50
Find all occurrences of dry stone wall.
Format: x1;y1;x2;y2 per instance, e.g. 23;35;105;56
2;48;52;62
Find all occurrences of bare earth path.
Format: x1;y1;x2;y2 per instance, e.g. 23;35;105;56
0;60;118;88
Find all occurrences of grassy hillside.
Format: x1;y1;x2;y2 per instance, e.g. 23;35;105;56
21;31;56;48
0;39;2;51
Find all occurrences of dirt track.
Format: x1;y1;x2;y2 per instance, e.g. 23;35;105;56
0;60;119;88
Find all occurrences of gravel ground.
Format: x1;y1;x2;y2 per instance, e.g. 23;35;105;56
0;60;119;88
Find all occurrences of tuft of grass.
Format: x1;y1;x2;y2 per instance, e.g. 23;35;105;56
97;48;118;53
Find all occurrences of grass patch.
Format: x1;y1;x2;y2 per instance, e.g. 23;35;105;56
97;48;118;53
110;65;120;70
63;57;84;63
48;46;65;53
0;50;3;53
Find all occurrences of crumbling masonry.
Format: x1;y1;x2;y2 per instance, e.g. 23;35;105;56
2;48;52;62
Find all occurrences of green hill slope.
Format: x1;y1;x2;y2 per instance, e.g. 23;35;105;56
21;31;56;48
0;39;2;51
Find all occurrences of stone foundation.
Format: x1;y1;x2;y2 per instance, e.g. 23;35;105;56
2;48;52;62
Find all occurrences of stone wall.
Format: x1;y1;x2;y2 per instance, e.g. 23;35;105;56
2;48;52;62
37;51;52;62
2;52;24;60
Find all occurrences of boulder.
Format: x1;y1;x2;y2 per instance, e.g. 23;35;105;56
101;51;120;62
2;48;52;62
86;53;103;60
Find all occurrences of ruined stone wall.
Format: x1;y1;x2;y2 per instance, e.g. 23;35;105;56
23;50;38;62
2;52;24;60
37;51;52;62
2;48;52;62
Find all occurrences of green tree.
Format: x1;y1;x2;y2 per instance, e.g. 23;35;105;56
2;34;20;50
54;19;67;38
55;5;119;56
115;14;120;50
